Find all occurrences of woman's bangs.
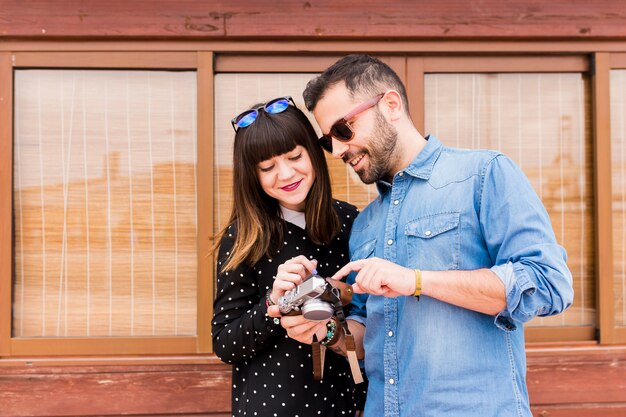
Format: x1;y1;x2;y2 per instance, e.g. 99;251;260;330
243;111;308;164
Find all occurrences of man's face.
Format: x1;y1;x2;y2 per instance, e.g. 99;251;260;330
313;83;399;184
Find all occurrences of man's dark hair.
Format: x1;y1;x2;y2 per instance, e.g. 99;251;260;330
303;54;409;114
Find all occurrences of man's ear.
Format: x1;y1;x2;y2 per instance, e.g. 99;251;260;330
382;90;404;122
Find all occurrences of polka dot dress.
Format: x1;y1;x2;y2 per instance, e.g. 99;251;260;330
212;201;359;417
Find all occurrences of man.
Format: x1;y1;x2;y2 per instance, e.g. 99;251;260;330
271;54;573;417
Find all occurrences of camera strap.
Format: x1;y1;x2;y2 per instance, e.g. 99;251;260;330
311;335;325;380
331;291;364;384
310;283;363;384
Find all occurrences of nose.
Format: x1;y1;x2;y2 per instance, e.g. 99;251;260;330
331;138;349;159
277;160;295;180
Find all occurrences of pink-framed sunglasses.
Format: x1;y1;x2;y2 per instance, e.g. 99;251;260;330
318;93;384;152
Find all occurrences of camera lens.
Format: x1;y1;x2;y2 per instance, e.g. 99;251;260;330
302;299;334;321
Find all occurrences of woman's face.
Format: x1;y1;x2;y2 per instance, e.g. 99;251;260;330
257;145;316;211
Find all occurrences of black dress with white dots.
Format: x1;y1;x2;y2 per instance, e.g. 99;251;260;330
212;200;359;417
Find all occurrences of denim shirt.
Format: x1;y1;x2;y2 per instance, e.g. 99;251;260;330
347;136;573;417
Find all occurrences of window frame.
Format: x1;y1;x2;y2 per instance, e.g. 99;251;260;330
600;52;626;343
410;55;596;343
0;51;216;356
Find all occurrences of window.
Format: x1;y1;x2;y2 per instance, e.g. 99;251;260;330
1;52;215;355
425;72;594;331
416;57;594;341
13;69;198;337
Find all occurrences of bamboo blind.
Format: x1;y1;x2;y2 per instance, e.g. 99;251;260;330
425;73;595;328
12;69;198;337
611;69;626;328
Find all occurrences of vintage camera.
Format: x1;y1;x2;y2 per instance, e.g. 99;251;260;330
278;274;353;321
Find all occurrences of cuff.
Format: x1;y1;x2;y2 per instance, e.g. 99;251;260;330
259;297;281;331
346;314;367;327
491;262;536;332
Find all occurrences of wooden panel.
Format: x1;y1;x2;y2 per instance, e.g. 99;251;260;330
196;52;213;353
423;56;589;73
526;326;596;343
6;40;626;54
610;54;626;69
216;55;343;73
2;1;626;39
0;355;224;367
0;53;12;356
0;362;232;417
0;347;625;416
13;52;197;68
407;57;424;133
592;53;616;343
526;347;626;404
215;54;404;75
11;336;198;356
531;405;626;417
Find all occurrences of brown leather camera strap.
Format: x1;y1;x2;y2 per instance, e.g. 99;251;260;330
344;333;363;384
326;279;354;306
329;285;364;384
311;335;325;381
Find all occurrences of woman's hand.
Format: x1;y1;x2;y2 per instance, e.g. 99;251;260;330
269;255;318;304
267;305;328;345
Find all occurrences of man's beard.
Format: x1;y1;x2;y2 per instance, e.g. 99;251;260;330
354;111;399;184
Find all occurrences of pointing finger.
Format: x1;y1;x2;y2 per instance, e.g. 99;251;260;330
330;259;366;281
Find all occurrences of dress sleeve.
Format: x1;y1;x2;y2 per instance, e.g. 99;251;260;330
211;226;281;364
479;155;574;331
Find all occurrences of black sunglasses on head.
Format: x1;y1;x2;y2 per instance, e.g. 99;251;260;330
317;93;384;152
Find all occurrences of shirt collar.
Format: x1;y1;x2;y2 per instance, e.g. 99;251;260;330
280;205;306;229
375;135;443;194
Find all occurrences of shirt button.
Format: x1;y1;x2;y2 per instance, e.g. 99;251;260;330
393;200;400;205
398;172;404;176
425;230;432;237
389;378;395;385
387;239;393;245
388;331;393;337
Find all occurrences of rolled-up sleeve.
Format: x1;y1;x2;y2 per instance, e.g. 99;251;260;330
480;155;574;331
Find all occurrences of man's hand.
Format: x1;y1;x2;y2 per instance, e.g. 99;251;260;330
331;257;415;297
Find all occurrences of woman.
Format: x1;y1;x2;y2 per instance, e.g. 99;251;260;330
212;96;359;417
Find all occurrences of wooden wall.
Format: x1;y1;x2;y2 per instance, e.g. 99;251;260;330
2;1;626;417
0;357;232;416
0;347;625;416
1;0;626;40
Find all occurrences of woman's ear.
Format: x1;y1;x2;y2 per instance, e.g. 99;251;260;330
382;90;404;122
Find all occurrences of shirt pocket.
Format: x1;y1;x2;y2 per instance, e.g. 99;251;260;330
405;212;460;270
350;239;376;262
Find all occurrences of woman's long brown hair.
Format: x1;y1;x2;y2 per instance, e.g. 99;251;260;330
217;104;340;271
